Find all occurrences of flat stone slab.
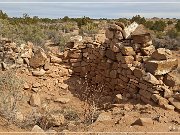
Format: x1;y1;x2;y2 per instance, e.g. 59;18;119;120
145;59;178;75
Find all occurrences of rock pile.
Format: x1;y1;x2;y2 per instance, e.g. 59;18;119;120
63;22;179;111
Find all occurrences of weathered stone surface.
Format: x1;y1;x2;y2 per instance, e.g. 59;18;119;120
29;93;41;107
122;22;139;39
96;112;112;122
120;56;134;64
29;49;47;68
69;52;82;59
54;97;70;104
110;42;120;53
48;114;65;126
132;118;153;126
109;24;122;31
151;48;173;60
163;73;178;87
95;34;106;43
32;82;41;88
31;125;45;134
105;49;116;60
23;82;30;90
142;72;160;85
133;68;145;78
32;69;46;76
141;45;155;56
173;94;180;101
110;70;117;79
121;46;135;56
168;97;180;111
145;59;178;75
50;55;62;64
115;94;123;103
115;30;123;40
105;29;114;39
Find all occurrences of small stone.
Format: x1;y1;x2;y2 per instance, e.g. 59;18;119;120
49;114;65;126
173;94;180;101
54;97;70;104
31;125;45;134
50;55;62;64
24;82;30;90
105;49;116;60
32;69;46;76
163;104;175;110
141;45;155;56
110;70;117;79
163;73;177;87
121;46;135;56
29;48;47;68
32;82;41;88
132;118;153;126
29;93;41;107
44;63;50;71
96;112;112;122
142;72;160;85
15;111;24;122
60;84;69;90
115;94;123;103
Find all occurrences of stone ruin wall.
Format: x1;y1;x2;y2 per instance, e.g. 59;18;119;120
63;22;179;111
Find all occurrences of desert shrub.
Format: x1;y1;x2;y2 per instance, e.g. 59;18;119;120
131;15;146;25
166;29;179;38
145;21;154;29
153;36;180;50
59;34;72;51
151;20;166;32
62;22;77;33
167;20;173;25
175;20;180;32
80;22;99;35
0;71;24;123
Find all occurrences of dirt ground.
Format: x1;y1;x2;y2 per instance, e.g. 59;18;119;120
0;51;179;135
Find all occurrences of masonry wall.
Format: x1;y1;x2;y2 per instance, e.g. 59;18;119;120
63;23;179;111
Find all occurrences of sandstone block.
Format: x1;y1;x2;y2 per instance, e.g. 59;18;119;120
50;55;62;64
151;48;173;60
145;59;178;75
105;29;114;39
132;118;153;126
29;49;47;68
110;70;117;79
142;72;160;85
168;97;180;111
32;69;46;76
120;56;134;64
29;93;41;107
141;45;155;56
105;49;116;60
121;46;135;56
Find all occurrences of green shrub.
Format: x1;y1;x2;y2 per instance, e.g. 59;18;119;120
80;22;99;35
175;20;180;32
166;29;178;38
151;20;166;32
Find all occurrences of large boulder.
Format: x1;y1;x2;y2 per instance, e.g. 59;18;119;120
145;59;178;75
29;49;47;68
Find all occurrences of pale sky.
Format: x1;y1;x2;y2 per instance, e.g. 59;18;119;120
0;0;180;19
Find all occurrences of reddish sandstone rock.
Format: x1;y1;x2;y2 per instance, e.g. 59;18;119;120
145;59;178;75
